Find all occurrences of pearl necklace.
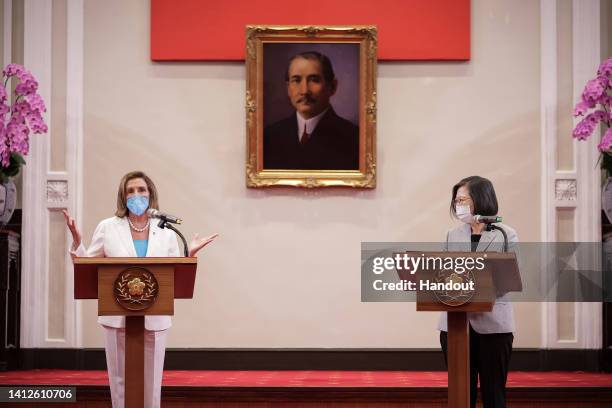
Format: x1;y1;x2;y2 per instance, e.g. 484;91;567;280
128;217;149;232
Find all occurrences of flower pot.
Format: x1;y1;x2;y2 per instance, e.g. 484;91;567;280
0;179;16;225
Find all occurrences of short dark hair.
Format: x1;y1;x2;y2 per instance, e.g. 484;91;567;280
115;170;159;218
285;51;336;84
450;176;499;218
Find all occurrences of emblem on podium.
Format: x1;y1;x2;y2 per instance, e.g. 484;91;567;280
114;267;159;311
432;269;476;307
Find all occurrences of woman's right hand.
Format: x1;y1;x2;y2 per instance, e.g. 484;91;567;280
62;209;82;251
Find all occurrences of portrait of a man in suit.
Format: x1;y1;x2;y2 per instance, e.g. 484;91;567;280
263;51;360;170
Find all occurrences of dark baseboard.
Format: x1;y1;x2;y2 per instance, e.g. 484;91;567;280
15;348;605;372
604;347;612;371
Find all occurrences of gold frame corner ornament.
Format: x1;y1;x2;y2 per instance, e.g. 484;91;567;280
245;25;377;189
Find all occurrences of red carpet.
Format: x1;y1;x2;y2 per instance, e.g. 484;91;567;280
0;370;611;388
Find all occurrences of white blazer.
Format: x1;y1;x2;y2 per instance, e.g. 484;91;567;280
75;216;181;331
437;222;519;334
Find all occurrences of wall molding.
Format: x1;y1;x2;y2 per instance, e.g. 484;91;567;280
20;0;52;349
540;0;602;350
65;0;84;349
572;0;603;351
540;0;557;351
20;0;84;348
3;0;11;67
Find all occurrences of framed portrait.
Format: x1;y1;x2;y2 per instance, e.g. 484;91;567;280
246;26;377;188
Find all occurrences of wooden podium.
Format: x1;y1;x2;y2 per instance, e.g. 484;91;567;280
73;257;197;408
397;251;521;408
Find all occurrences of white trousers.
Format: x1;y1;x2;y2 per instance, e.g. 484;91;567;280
102;325;167;408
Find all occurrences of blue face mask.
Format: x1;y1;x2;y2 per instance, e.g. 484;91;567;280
126;195;149;216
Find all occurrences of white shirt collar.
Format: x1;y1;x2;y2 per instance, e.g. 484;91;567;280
296;108;329;142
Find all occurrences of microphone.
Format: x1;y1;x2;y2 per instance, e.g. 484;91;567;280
474;214;502;224
147;208;183;224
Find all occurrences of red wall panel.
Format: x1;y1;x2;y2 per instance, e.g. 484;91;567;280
150;0;470;61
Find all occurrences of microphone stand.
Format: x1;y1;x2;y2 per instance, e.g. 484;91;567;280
157;219;189;257
486;223;508;253
485;222;510;298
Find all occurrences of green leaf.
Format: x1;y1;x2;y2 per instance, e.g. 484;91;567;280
602;152;612;178
0;152;25;180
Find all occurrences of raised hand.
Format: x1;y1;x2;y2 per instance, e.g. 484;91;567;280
188;233;219;257
61;209;82;251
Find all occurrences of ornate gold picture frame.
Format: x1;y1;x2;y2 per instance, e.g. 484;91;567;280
246;26;377;188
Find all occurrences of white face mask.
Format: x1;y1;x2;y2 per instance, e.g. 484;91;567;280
455;204;473;224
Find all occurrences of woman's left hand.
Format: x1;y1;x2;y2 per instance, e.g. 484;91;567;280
188;233;219;257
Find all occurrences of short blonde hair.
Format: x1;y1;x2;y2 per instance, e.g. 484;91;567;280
115;171;159;218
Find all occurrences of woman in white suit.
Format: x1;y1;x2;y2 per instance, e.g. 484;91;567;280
63;171;217;408
439;176;518;408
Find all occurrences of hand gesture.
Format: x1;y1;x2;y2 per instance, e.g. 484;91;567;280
61;209;82;251
188;233;218;257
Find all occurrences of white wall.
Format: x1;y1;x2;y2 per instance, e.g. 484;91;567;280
80;0;543;348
